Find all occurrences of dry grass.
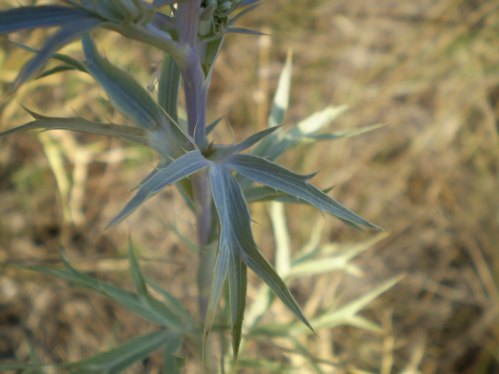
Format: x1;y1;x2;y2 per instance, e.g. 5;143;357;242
1;0;498;372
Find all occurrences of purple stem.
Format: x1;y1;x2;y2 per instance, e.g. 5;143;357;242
176;0;212;320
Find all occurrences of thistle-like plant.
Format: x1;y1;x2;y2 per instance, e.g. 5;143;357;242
0;0;380;370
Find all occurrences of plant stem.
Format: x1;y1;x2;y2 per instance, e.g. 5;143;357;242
194;171;213;319
176;0;213;320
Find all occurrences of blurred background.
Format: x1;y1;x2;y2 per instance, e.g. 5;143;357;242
0;0;498;372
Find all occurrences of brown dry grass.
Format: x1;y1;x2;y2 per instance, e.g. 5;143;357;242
1;0;498;373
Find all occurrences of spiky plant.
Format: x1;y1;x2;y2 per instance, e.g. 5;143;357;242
0;1;380;371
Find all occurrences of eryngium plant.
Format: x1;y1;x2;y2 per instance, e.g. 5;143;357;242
0;0;380;369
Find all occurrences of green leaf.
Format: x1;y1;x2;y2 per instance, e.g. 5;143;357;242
36;64;81;79
11;18;102;90
209;126;279;161
163;334;184;374
109;150;210;227
244;184;334;204
0;114;148;146
6;39;88;73
158;54;180;124
228;154;380;230
146;277;194;325
82;34;163;132
226;27;264;36
28;257;183;330
66;330;172;373
0;6;94;34
203;237;229;345
228;249;247;357
0;363;54;373
82;35;191;158
206;115;225;135
128;239;150;298
209;165;314;335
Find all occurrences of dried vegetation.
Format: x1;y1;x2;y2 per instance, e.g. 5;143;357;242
0;0;498;372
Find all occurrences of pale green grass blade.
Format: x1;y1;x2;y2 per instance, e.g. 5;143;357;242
345;315;384;333
65;330;171;373
228;154;381;230
249;51;292;159
306;123;385;141
158;54;180;124
203;240;230;345
290;233;389;278
209;165;314;334
0;116;148;146
269;51;292;127
303;276;403;332
0;5;93;33
269;201;291;276
28;257;184;330
12;18;102;90
252;106;348;161
109;150;210;227
228;250;247;357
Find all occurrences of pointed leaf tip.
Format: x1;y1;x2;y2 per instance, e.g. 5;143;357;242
209;165;314;338
109;150;209;227
228;154;381;230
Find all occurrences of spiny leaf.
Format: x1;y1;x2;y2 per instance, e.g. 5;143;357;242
228;154;381;230
206;115;225;135
11;17;102;90
203;238;230;349
209;126;279;161
82;34;193;158
65;330;172;373
82;34;165;132
0;115;148;146
209;165;314;337
109;150;210;227
6;39;88;73
28;257;183;330
0;5;93;34
244;184;334;204
227;27;264;36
